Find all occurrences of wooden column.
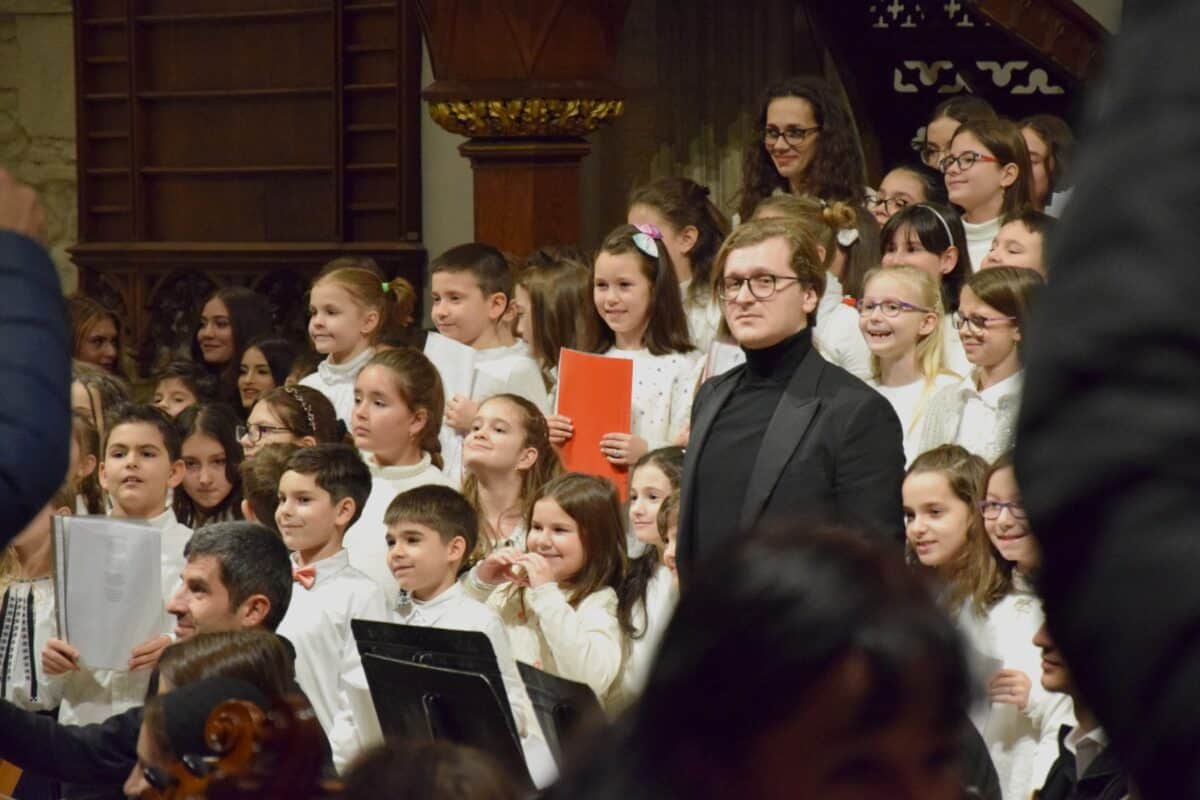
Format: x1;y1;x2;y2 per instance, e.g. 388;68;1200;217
413;1;630;254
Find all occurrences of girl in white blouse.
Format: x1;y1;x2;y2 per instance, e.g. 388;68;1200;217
461;394;563;561
859;266;960;465
626;177;729;353
343;349;455;594
916;267;1044;463
466;473;629;710
548;224;701;464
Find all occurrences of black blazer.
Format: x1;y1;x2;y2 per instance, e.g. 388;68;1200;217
677;344;904;584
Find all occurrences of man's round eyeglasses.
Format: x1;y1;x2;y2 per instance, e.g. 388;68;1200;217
721;274;803;301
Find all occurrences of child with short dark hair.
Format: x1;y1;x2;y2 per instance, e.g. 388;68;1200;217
330;485;551;784
152;359;217;419
431;243;551;479
979;210;1056;276
43;403;193;725
239;442;301;532
274;444;389;735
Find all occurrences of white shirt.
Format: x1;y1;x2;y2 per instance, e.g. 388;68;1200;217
441;342;551;484
612;565;677;712
1064;725;1108;782
58;508;191;725
602;347;702;450
276;549;390;735
958;370;1024;461
465;576;624;710
300;346;376;425
958;573;1076;800
870;374;961;466
963;216;1002;274
328;582;555;786
1;576;64;711
679;280;723;354
815;302;872;381
343;452;455;595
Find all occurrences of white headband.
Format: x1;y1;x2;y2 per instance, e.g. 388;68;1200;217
916;204;955;244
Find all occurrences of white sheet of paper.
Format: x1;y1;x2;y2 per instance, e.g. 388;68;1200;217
53;516;164;670
424;332;477;400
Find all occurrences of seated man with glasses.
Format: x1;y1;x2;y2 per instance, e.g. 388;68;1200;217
676;218;905;587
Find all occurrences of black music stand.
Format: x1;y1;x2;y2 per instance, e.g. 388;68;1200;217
516;661;604;768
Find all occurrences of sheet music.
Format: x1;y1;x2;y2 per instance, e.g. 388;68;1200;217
53;516;164;670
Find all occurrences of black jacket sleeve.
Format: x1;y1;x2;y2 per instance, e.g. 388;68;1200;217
0;700;140;785
833;389;905;546
1014;2;1200;797
0;230;70;546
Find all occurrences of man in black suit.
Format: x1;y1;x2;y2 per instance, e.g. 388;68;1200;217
677;218;904;586
0;522;301;798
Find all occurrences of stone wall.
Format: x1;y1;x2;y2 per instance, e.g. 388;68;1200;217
0;0;76;292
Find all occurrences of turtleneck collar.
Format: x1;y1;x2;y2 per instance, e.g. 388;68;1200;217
744;327;812;382
367;451;434;480
317;346;375;384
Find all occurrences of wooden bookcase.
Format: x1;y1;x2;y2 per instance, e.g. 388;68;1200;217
71;0;424;372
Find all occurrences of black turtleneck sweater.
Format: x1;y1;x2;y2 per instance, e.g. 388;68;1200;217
693;328;812;556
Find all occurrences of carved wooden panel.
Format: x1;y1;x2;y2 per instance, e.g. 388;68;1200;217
72;0;425;373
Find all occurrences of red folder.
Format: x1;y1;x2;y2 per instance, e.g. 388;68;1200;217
555;349;634;497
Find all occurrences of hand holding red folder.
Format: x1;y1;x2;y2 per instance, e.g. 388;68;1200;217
554;349;634;495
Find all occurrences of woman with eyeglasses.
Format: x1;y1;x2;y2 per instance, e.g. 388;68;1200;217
915;267;1044;463
238;385;342;459
736;76;868;222
859;267;960;465
941;118;1036;273
956;452;1075;800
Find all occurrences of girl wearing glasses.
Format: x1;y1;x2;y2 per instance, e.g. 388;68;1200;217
859;267;960;465
737;75;868;222
942;119;1036;272
867;164;947;226
239;385;340;459
915;95;998;173
962;452;1075;800
916;267;1044;462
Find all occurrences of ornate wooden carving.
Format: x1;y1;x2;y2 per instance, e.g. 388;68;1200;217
72;1;425;374
970;0;1107;81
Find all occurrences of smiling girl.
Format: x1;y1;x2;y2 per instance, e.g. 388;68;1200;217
237;337;296;413
462;394;562;560
859;267;959;464
172;404;244;528
343;348;454;594
192;287;273;407
941;119;1035;272
467;473;629;710
548;225;699;462
301;257;416;423
917;267;1044;462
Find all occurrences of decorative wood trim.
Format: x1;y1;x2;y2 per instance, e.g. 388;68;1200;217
969;0;1107;80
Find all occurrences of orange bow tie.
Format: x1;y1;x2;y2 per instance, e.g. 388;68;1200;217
293;565;317;590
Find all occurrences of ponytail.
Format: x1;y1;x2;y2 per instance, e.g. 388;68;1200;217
312;257;417;345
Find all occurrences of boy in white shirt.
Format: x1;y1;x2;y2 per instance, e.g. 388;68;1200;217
329;484;553;786
431;243;550;481
274;444;389;735
42;403;193;725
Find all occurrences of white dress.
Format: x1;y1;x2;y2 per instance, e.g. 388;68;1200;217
300;347;376;425
465;575;625;711
57;508;191;725
957;573;1076;800
343;451;456;596
275;549;390;735
601;347;702;450
868;373;960;465
611;564;677;712
0;576;64;711
328;582;555;786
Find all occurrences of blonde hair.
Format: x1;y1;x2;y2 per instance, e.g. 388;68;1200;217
312;257;416;345
751;194;856;271
861;266;958;435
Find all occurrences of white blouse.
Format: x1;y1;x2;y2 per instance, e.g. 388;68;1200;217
869;373;960;465
602;347;702;450
300;346;377;425
344;451;455;595
0;576;63;711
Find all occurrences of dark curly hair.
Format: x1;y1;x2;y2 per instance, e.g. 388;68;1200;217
738;75;867;220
